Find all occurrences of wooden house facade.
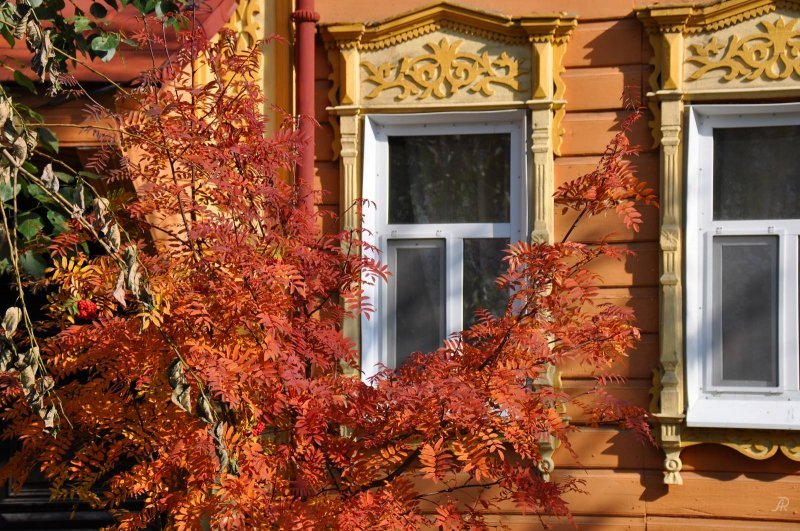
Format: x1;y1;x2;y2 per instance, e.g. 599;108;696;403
312;0;800;527
3;0;800;528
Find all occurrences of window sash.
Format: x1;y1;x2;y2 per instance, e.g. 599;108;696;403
361;112;526;380
387;239;447;368
685;103;800;429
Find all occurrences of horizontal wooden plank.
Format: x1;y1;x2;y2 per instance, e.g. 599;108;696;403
316;1;638;24
562;378;652;422
315;37;332;79
315;122;336;162
556;204;661;245
560;332;658;380
479;514;646;530
554;427;663;471
556;470;800;520
315;161;340;204
645;470;800;521
486;514;800;530
560;111;654;157
646;516;800;529
563;19;645;68
316;79;332;123
681;443;800;477
555;153;660;243
591;286;659;333
37;97;115;147
432;469;800;519
582;241;659;287
563;66;649;111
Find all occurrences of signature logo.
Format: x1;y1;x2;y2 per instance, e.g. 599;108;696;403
773;496;790;512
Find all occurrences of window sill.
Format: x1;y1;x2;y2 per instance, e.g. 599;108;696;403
687;396;800;431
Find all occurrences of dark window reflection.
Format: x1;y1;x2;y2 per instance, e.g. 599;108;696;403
463;238;509;327
712;236;779;386
390;240;446;366
714;125;800;220
388;134;511;224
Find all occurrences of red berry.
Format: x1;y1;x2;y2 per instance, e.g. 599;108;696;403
76;299;98;321
252;420;266;436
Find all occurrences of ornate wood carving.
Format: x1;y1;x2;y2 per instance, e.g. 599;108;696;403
225;0;262;52
637;0;800;485
530;104;553;244
683;428;800;462
361;38;522;101
687;17;800;81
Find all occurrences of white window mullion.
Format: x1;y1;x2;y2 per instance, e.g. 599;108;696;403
447;237;464;340
783;233;799;392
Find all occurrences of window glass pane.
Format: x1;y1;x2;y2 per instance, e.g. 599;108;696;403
388;133;510;224
713;125;800;220
463;238;509;327
712;236;779;387
389;240;445;367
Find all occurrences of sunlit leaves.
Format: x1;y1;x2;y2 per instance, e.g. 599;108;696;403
89;32;121;62
0;22;656;530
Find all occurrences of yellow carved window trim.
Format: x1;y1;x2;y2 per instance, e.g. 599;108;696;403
320;2;576;479
637;0;800;486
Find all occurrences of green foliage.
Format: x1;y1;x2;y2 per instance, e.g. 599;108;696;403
12;71;37;95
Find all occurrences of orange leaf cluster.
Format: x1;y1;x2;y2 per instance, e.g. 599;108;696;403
0;29;654;529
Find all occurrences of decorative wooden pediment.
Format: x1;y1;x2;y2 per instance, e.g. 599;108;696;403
321;2;576;111
638;0;800;96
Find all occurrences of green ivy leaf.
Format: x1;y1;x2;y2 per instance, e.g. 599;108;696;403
19;251;46;278
68;15;93;33
36;126;59;153
89;2;107;18
0;182;21;202
17;214;45;240
46;210;67;234
25;182;54;204
55;171;74;183
155;0;177;18
78;170;101;180
13;70;37;95
90;32;120;62
0;27;15;47
18;105;43;124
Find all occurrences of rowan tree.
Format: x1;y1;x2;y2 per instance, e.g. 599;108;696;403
0;8;656;529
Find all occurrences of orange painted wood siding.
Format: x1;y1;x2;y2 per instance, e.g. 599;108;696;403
313;1;800;526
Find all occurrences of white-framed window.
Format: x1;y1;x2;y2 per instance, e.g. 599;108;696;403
685;103;800;430
361;111;527;379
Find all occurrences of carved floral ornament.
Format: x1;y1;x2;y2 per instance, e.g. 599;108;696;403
361;38;522;101
637;0;800;91
683;429;800;461
321;3;576;107
687;17;800;81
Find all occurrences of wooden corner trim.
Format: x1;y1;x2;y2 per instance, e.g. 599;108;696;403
321;3;576;50
636;0;800;33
